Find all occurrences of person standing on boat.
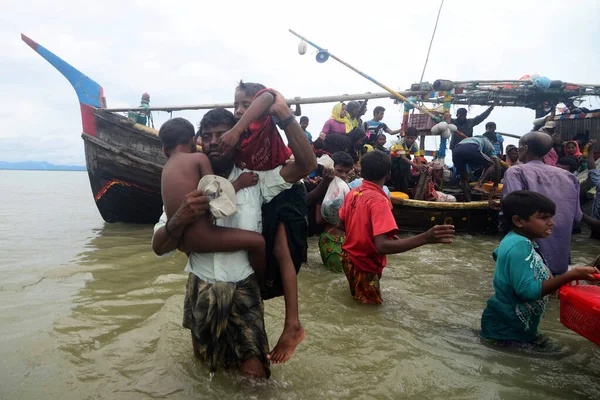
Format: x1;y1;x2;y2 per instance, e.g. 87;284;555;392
502;131;582;276
538;121;561;165
300;116;312;143
482;122;504;156
315;103;366;161
152;102;315;379
449;103;496;150
390;127;425;194
363;106;401;146
452;135;501;202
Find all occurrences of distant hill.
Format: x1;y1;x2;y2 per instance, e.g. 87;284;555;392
0;161;86;171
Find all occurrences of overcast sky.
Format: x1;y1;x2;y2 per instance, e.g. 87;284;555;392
1;0;599;165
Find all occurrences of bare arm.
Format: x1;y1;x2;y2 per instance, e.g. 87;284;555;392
472;105;495;126
541;267;600;296
293;103;302;117
220;91;276;155
267;91;316;182
374;225;455;255
385;127;402;135
582;214;600;229
151;190;209;256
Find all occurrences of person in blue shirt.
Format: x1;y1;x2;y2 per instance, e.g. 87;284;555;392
482;122;504;156
452;135;501;201
300;116;312;143
480;190;600;345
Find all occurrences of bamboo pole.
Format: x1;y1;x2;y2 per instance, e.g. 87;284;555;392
101;91;419;113
289;29;441;121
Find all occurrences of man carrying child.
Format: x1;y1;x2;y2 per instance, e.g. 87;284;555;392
152;90;316;378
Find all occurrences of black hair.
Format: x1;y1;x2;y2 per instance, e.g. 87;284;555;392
521;131;552;158
457;108;467;115
502;190;556;232
557;156;579;173
332;151;354;168
198;108;236;132
405;126;418;137
346;101;360;114
300;116;309;123
485;121;496;129
236;80;266;98
360;150;391;182
373;106;385;116
158;117;195;151
377;133;386;139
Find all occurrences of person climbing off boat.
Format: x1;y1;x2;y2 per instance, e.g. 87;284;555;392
480;190;600;346
339;150;455;304
219;82;317;365
452;135;501;201
363;106;401;146
449;103;496;150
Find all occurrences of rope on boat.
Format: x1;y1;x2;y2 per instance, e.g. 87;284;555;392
419;0;445;84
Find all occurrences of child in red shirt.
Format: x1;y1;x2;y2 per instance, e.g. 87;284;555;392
339;151;456;304
219;82;306;364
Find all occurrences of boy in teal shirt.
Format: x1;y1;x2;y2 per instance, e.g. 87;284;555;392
481;190;600;344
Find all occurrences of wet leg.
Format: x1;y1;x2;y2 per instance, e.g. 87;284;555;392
240;357;267;379
268;223;306;364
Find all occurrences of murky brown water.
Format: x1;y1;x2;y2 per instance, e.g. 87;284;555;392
1;170;599;399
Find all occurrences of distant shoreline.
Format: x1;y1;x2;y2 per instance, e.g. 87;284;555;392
0;168;87;172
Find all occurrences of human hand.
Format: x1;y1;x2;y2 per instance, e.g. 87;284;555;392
219;128;242;157
425;224;455;244
234;172;258;191
588;139;596;149
319;133;327;142
322;168;335;183
267;89;294;121
173;189;210;226
567;266;600;282
488;198;501;211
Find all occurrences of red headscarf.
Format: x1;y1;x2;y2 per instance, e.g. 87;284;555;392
564;141;582;157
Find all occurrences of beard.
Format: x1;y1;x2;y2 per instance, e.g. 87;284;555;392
208;153;235;177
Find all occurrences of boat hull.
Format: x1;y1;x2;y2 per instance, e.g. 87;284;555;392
83;110;165;223
391;198;499;234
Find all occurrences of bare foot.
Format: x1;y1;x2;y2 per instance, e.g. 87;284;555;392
268;323;306;364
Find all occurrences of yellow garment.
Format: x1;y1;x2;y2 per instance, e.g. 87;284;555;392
330;103;357;133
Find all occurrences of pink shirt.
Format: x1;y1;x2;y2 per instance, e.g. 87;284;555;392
321;119;347;134
542;148;558;166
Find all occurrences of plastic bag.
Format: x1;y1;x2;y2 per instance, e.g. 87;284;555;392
317;154;334;170
320;176;350;225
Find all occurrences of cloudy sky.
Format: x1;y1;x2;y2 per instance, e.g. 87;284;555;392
1;0;599;165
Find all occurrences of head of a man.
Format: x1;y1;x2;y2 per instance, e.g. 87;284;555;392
404;126;419;148
233;80;266;121
541;121;556;135
346;101;360;119
485;121;496;133
373;106;385;121
557;156;579;173
198;108;237;174
360;150;391;185
456;108;468;124
518;131;553;163
331;151;354;181
300;116;309;130
158;117;196;158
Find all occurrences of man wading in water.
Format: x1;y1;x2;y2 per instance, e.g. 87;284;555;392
152;98;316;379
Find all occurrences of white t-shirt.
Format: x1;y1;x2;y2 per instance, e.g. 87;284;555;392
153;165;292;283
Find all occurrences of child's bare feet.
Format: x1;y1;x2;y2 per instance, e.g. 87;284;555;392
268;322;305;364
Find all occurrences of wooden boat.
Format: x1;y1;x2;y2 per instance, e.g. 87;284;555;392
391;198;499;234
22;33;600;231
22;34;166;223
